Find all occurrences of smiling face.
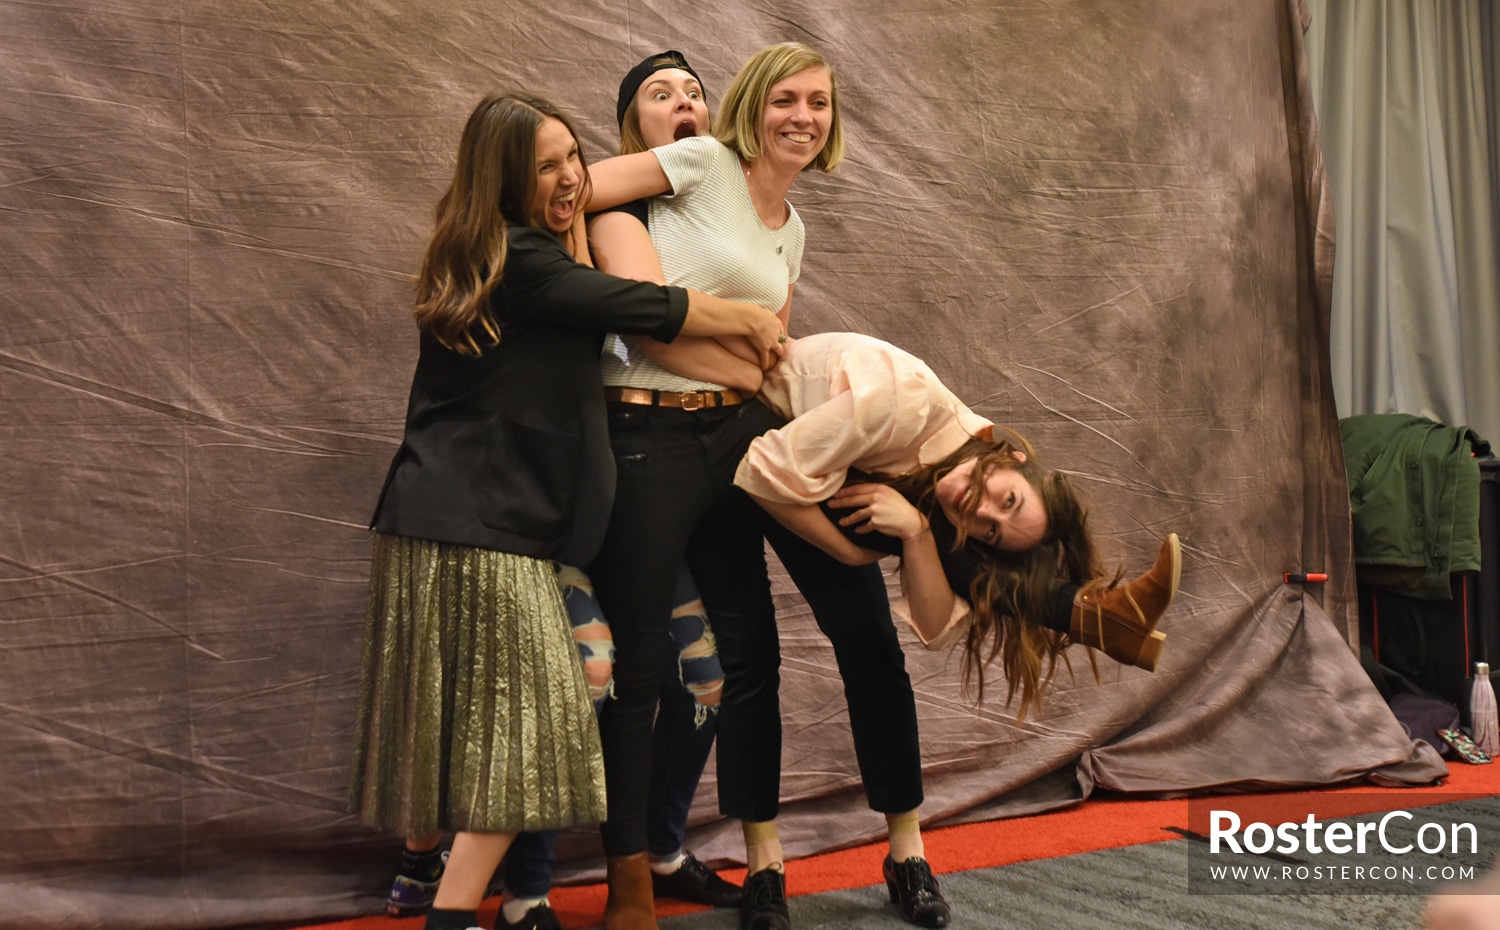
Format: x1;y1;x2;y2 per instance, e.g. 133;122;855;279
934;454;1049;552
635;68;710;148
527;117;582;234
757;65;832;173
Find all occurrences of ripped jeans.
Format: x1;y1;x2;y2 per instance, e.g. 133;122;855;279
557;562;725;722
498;562;724;897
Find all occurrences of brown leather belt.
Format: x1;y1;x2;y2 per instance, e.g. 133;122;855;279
604;387;744;410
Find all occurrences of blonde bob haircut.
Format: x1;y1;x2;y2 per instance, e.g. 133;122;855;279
712;42;843;173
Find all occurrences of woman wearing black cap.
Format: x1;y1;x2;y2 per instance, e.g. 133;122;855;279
592;52;754;914
585;44;948;930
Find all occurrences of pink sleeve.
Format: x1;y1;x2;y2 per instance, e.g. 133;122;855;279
891;567;973;652
734;374;928;504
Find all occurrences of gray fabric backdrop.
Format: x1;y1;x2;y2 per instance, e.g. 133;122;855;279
0;2;1447;928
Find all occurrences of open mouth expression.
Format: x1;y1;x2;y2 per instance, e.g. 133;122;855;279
636;70;709;149
530;116;581;234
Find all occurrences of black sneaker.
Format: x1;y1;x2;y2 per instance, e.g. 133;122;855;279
652;851;743;908
386;849;447;917
739;866;790;930
496;902;563;930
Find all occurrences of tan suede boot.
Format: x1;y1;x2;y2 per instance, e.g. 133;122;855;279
1070;533;1181;672
604;852;659;930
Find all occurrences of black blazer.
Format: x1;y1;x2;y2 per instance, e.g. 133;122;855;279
371;226;689;566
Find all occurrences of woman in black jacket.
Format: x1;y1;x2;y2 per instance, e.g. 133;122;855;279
348;91;785;930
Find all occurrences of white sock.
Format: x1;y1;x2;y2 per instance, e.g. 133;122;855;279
500;896;547;924
650;850;687;874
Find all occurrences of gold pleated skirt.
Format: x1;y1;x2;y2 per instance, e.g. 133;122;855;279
349;534;607;836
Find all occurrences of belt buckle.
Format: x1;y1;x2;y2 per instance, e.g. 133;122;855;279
679;391;705;411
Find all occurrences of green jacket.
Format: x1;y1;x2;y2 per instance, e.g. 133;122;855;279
1340;414;1484;599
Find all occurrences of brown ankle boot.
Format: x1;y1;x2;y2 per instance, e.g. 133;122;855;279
604;852;659;930
1070;533;1181;672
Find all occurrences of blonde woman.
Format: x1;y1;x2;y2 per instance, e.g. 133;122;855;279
586;45;944;930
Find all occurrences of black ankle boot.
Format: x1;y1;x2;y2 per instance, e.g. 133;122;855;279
882;856;950;928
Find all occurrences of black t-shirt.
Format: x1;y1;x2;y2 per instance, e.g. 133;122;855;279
821;492;981;601
590;198;650;226
823;491;1075;635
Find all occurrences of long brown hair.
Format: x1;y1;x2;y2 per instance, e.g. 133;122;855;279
413;92;592;354
887;429;1102;719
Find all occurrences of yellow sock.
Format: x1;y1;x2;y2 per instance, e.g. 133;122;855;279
886;809;925;862
742;819;784;874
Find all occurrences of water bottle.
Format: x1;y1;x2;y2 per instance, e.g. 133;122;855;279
1471;662;1499;755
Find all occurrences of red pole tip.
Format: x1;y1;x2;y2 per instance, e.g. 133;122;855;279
1283;572;1329;584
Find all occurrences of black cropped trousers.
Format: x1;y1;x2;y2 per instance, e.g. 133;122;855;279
588;400;923;856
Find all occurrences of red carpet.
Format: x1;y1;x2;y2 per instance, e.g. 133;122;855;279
304;762;1500;930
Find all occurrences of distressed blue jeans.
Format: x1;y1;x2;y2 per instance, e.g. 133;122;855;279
500;563;722;896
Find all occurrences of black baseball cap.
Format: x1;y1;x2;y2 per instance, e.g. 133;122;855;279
616;50;704;127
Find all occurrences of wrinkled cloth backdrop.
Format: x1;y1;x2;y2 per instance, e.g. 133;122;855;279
0;1;1444;928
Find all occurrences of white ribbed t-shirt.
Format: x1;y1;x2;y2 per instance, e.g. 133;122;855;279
600;136;804;392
